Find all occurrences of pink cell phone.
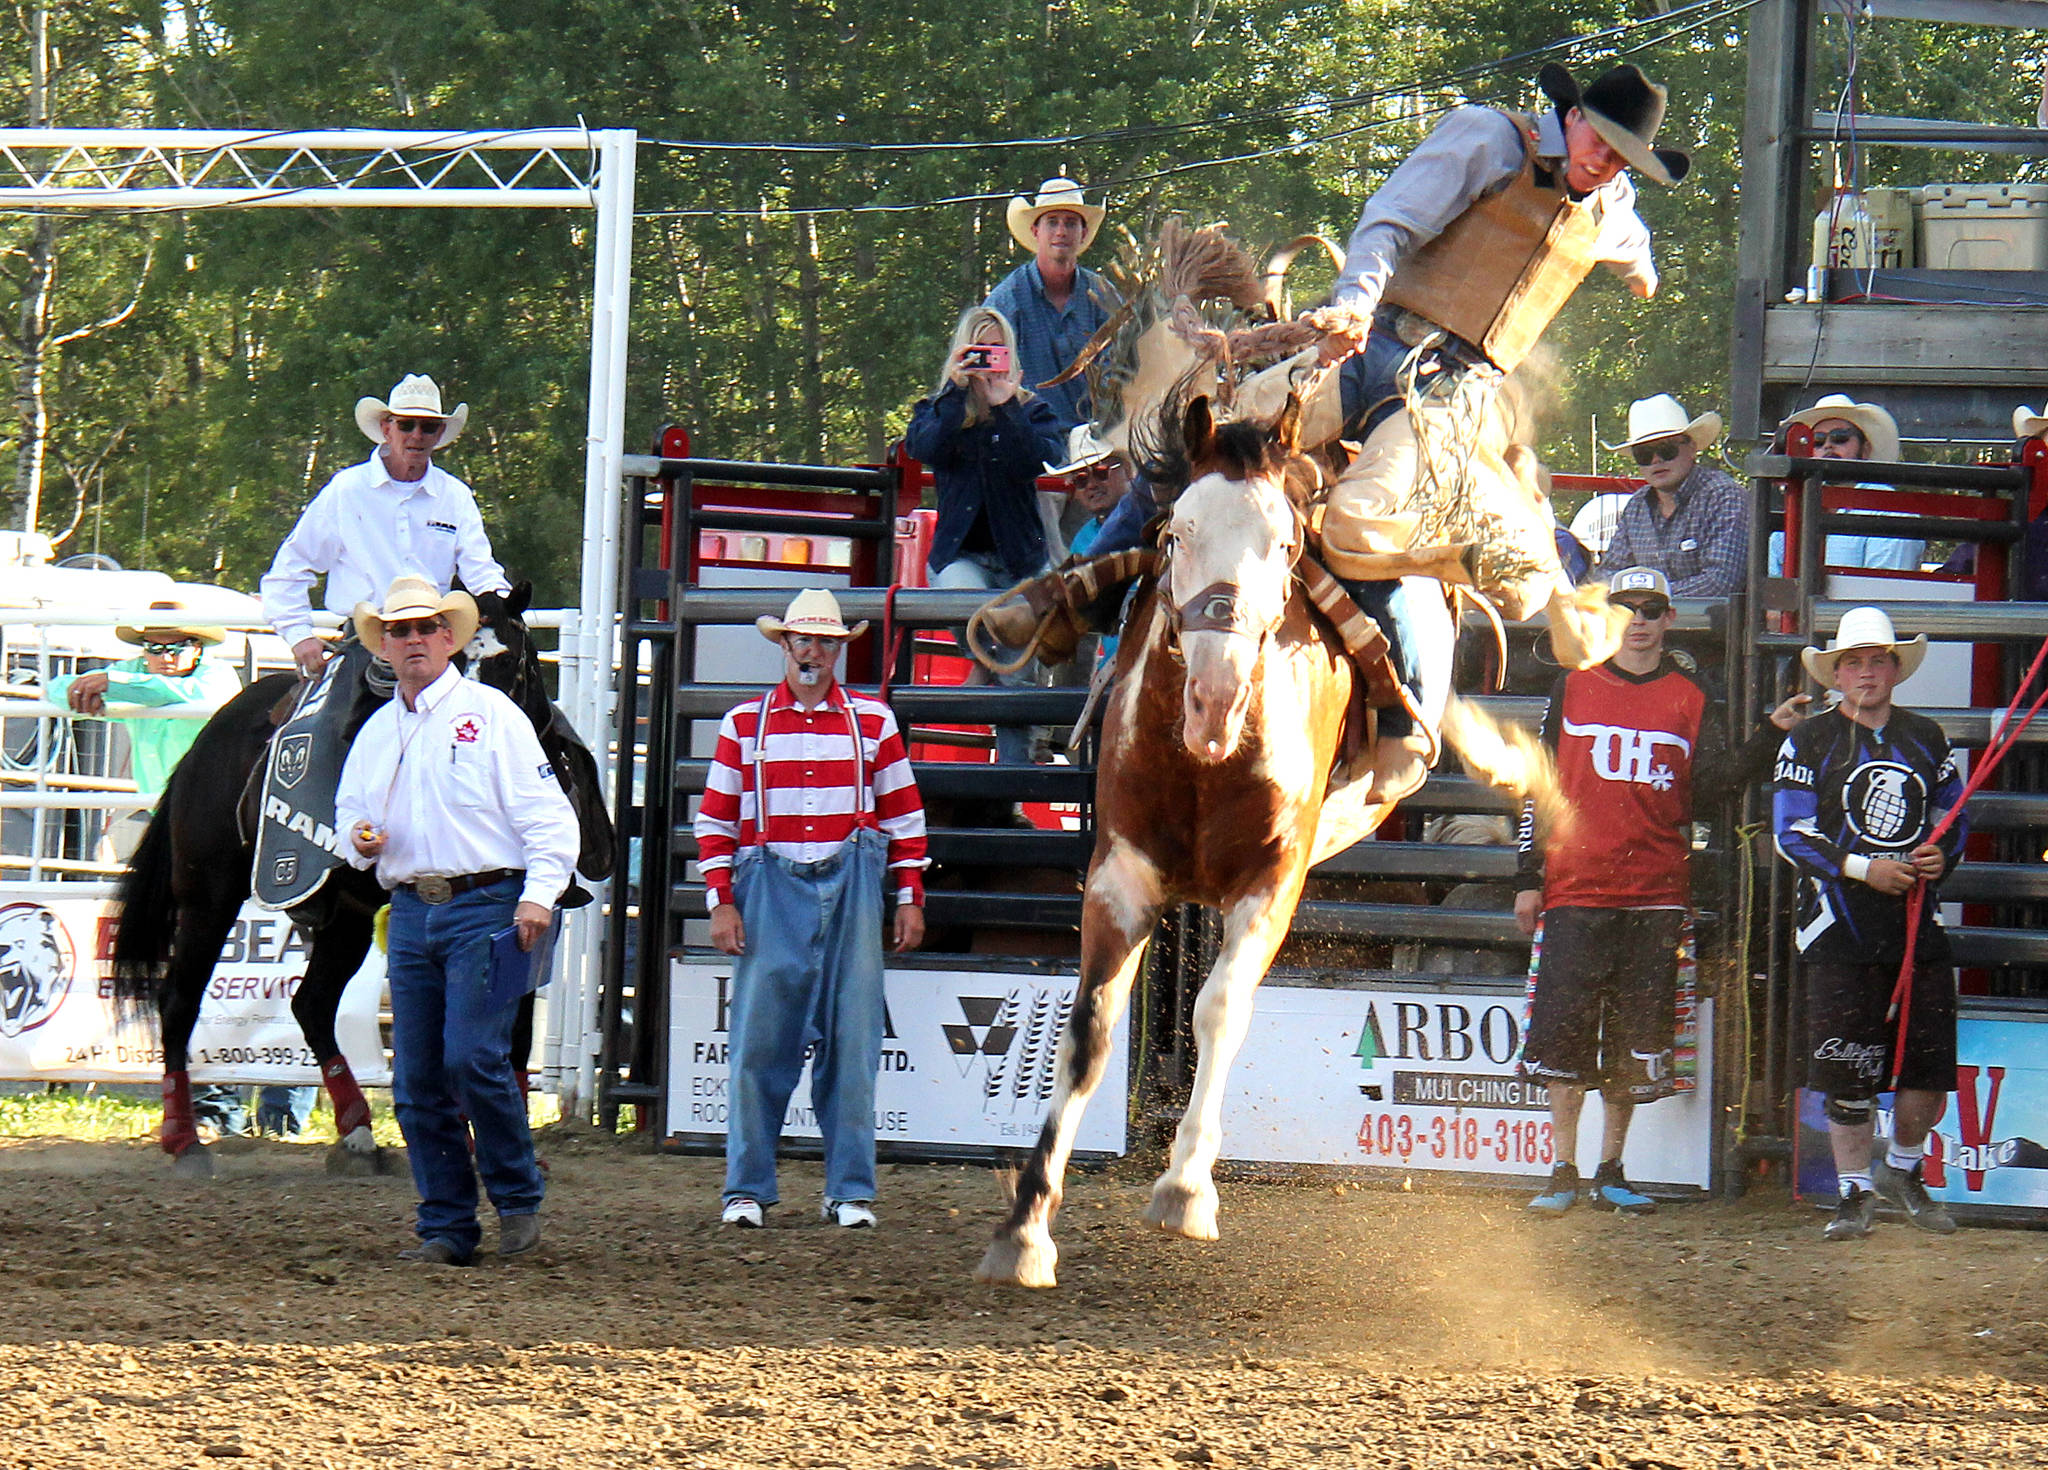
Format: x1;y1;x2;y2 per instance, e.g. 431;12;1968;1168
964;343;1012;373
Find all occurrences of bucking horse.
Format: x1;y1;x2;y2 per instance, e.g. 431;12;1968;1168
108;583;613;1176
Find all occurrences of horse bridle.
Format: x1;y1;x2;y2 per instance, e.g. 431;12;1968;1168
1159;493;1308;663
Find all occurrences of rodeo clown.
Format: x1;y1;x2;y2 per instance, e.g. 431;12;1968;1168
984;62;1688;802
694;590;928;1230
1774;608;1966;1242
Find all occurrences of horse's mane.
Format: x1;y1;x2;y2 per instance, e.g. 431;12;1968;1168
1137;382;1313;512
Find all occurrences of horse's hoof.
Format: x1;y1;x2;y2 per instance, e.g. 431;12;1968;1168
170;1144;215;1179
1142;1180;1220;1241
325;1144;394;1177
974;1231;1059;1289
339;1123;377;1154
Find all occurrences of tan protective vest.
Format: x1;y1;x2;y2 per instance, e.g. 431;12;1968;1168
1379;111;1602;372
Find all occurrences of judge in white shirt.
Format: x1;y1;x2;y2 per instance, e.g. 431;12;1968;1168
260;373;510;681
336;576;578;1268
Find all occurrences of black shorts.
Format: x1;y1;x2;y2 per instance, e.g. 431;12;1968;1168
1520;907;1682;1103
1803;959;1957;1099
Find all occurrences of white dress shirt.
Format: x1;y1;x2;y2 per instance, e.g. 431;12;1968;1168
335;665;579;910
260;450;510;648
1334;106;1656;318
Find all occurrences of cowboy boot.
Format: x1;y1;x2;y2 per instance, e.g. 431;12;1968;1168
1363;732;1436;803
1323;539;1480;587
976;549;1158;662
978;567;1086;652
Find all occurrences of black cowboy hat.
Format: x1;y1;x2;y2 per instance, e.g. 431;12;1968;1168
1537;62;1690;187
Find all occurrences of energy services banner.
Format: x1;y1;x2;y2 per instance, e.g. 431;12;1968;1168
666;961;1127;1156
1794;1007;2048;1218
1220;982;1715;1188
0;890;387;1085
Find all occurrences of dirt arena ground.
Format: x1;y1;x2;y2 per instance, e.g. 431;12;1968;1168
4;1125;2046;1469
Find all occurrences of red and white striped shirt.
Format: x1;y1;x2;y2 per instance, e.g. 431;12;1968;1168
694;680;928;910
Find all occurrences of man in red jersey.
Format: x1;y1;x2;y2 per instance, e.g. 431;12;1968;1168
1513;567;1803;1215
694;590;928;1231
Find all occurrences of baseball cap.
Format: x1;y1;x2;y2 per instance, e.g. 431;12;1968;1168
1607;566;1671;603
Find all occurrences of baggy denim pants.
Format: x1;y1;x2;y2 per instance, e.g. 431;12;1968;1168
387;876;545;1256
722;828;887;1207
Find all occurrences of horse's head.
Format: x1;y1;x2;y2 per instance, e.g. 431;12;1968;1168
465;580;550;731
1159;394;1309;764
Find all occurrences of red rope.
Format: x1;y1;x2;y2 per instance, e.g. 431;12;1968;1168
878;582;908;702
1886;635;2048;1088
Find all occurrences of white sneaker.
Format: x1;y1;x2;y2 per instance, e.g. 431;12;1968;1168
823;1199;877;1229
720;1197;764;1228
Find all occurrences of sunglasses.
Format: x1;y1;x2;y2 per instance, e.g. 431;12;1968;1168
1630;439;1689;466
1072;462;1121;483
382;616;447;640
1617;599;1671;620
389;416;443;435
1813;428;1863;449
141;640;197;656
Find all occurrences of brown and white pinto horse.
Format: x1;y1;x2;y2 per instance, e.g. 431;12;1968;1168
977;396;1395;1287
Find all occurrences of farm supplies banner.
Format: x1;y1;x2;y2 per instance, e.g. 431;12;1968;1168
0;891;387;1085
1220;983;1715;1188
665;962;1127;1156
1794;1008;2048;1218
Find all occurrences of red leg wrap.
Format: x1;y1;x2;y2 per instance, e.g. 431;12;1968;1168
322;1056;373;1137
160;1070;200;1157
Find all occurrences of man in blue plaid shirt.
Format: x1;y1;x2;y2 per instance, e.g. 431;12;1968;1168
985;176;1122;433
1595;394;1749;596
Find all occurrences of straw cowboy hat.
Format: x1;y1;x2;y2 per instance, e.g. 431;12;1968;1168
1045;423;1121;477
1006;174;1105;254
354;373;470;450
351;575;480;652
1537;63;1691;187
1801;606;1926;687
756;588;868;644
2013;405;2048;441
116;599;225;648
1604;394;1723;453
1783;394;1900;462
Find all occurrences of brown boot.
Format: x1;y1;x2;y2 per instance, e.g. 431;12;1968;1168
978;568;1072;649
1323;541;1478;587
1363;732;1435;803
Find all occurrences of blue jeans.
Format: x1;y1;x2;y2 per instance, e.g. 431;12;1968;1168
929;550;1040;764
1343;575;1455;741
723;829;887;1207
387;876;544;1256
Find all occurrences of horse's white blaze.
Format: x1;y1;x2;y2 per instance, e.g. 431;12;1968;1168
1168;470;1295;762
463;625;508;675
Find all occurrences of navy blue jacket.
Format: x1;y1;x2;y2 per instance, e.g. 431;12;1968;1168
905;385;1064;585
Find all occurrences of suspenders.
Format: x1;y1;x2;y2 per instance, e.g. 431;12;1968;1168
746;688;870;847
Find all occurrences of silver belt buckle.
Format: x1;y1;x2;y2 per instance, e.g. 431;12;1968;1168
415;874;454;905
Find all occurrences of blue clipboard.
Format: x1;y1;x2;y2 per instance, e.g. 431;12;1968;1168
484;915;558;1011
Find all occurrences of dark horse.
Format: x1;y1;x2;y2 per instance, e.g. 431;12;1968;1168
109;583;614;1176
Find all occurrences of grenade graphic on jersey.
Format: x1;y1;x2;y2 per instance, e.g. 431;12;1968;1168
1843;761;1926;846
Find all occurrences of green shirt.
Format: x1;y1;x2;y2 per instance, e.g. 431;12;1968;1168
45;655;244;795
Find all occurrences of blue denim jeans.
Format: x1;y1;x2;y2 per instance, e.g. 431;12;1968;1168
929;550;1041;764
387;876;544;1257
723;829;887;1208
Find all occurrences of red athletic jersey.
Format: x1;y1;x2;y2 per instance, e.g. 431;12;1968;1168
1532;661;1708;910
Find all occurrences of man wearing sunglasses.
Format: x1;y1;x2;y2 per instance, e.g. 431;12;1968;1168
1595;394;1749;597
1766;395;1924;578
255;373;513;911
1515;566;1803;1216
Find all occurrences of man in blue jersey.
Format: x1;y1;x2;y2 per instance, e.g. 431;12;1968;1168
1774;608;1966;1242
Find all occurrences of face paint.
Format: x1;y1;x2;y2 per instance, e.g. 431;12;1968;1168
795;662;822;687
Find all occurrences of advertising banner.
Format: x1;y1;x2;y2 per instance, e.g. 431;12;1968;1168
0;889;387;1085
665;961;1127;1156
1794;1006;2048;1218
1220;982;1716;1188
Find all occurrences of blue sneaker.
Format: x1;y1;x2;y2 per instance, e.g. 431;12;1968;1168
1526;1165;1581;1216
1587;1165;1657;1215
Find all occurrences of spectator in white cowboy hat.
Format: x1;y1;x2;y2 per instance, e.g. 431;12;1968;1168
336;575;578;1266
1766;394;1924;577
261;372;510;683
984;174;1123;433
1594;394;1749;596
1773;607;1964;1242
695;590;928;1231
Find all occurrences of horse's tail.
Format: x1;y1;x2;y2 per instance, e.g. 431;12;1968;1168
109;785;179;1018
1439;692;1572;848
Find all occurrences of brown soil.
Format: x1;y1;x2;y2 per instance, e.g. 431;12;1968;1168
4;1127;2046;1468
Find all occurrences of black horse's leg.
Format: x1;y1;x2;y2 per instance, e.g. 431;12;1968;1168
159;889;243;1174
287;912;381;1160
